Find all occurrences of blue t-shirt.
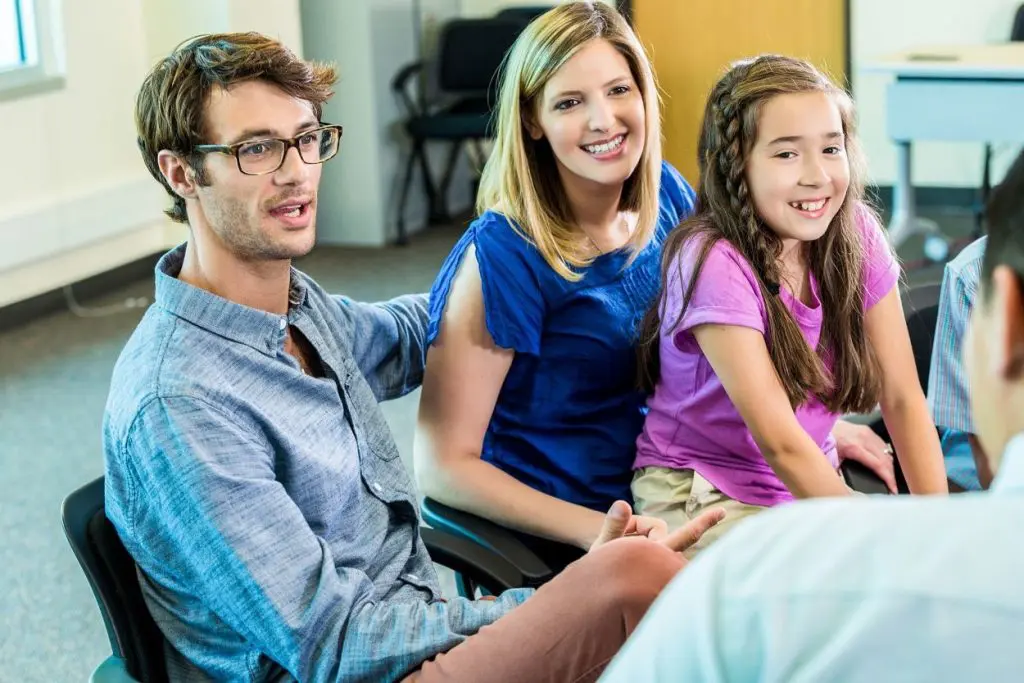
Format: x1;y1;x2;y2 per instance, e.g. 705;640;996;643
426;161;696;510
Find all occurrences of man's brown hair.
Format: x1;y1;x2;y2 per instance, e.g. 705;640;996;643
135;32;337;223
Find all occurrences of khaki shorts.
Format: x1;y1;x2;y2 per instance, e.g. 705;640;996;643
632;467;765;558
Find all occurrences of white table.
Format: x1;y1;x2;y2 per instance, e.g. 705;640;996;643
863;44;1024;253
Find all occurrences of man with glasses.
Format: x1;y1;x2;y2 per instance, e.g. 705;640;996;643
103;32;722;682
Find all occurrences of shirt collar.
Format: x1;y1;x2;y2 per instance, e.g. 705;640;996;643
991;432;1024;495
153;243;309;355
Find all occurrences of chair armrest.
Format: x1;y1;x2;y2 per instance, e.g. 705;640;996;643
840;410;899;494
421;498;553;587
391;60;425;115
420;526;527;596
90;656;139;683
840;459;892;495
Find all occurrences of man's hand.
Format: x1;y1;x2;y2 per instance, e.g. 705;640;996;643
834;419;897;493
590;500;726;554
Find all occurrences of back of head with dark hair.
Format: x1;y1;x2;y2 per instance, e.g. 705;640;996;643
982;150;1024;290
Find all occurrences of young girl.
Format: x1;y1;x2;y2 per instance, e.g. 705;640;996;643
414;2;709;570
633;55;949;554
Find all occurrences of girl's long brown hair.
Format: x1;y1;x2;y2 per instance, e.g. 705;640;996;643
638;55;884;414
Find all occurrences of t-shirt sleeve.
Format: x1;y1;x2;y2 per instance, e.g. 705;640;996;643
426;213;546;356
662;238;766;345
857;203;901;310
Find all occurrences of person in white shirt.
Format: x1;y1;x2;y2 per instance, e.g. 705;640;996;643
600;174;1024;682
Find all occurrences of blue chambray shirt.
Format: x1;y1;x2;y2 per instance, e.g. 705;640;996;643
102;245;531;682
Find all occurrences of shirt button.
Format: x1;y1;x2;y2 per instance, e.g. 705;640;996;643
278;318;287;330
372;482;383;494
407;574;419;582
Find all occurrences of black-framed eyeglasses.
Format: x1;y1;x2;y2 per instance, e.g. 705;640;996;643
193;124;343;176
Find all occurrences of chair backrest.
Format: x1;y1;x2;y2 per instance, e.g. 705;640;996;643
1012;3;1024;41
900;280;943;392
494;6;554;24
436;18;527;96
62;477;169;683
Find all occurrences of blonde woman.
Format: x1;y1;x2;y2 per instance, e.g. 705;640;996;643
414;2;703;571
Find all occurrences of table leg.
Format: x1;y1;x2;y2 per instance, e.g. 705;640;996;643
886;140;946;260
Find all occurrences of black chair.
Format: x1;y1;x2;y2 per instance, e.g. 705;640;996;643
61;477;168;683
392;17;527;245
902;280;944;394
62;477;527;681
494;6;554;23
978;3;1024;234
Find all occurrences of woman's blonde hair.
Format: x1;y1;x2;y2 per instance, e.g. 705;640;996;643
477;1;662;281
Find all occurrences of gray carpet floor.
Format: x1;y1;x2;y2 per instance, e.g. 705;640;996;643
0;208;975;682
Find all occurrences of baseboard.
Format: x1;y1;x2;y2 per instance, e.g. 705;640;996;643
0;221;186;332
0;252;163;333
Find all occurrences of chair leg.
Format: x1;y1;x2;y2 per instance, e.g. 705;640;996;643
396;140;418;246
415;139;441;226
435;140;463;223
470;139;489;172
469;139;490;205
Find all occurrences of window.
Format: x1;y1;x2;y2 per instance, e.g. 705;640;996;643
0;0;63;99
1;0;33;70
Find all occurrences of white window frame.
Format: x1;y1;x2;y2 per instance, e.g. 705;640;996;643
0;0;64;100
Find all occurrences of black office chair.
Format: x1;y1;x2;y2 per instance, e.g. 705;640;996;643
62;477;528;681
978;3;1024;234
494;6;554;23
61;477;168;683
392;17;527;245
902;280;944;394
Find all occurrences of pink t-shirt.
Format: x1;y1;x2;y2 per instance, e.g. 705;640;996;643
634;204;901;506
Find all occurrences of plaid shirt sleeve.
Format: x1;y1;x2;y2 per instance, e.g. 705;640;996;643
927;260;979;433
